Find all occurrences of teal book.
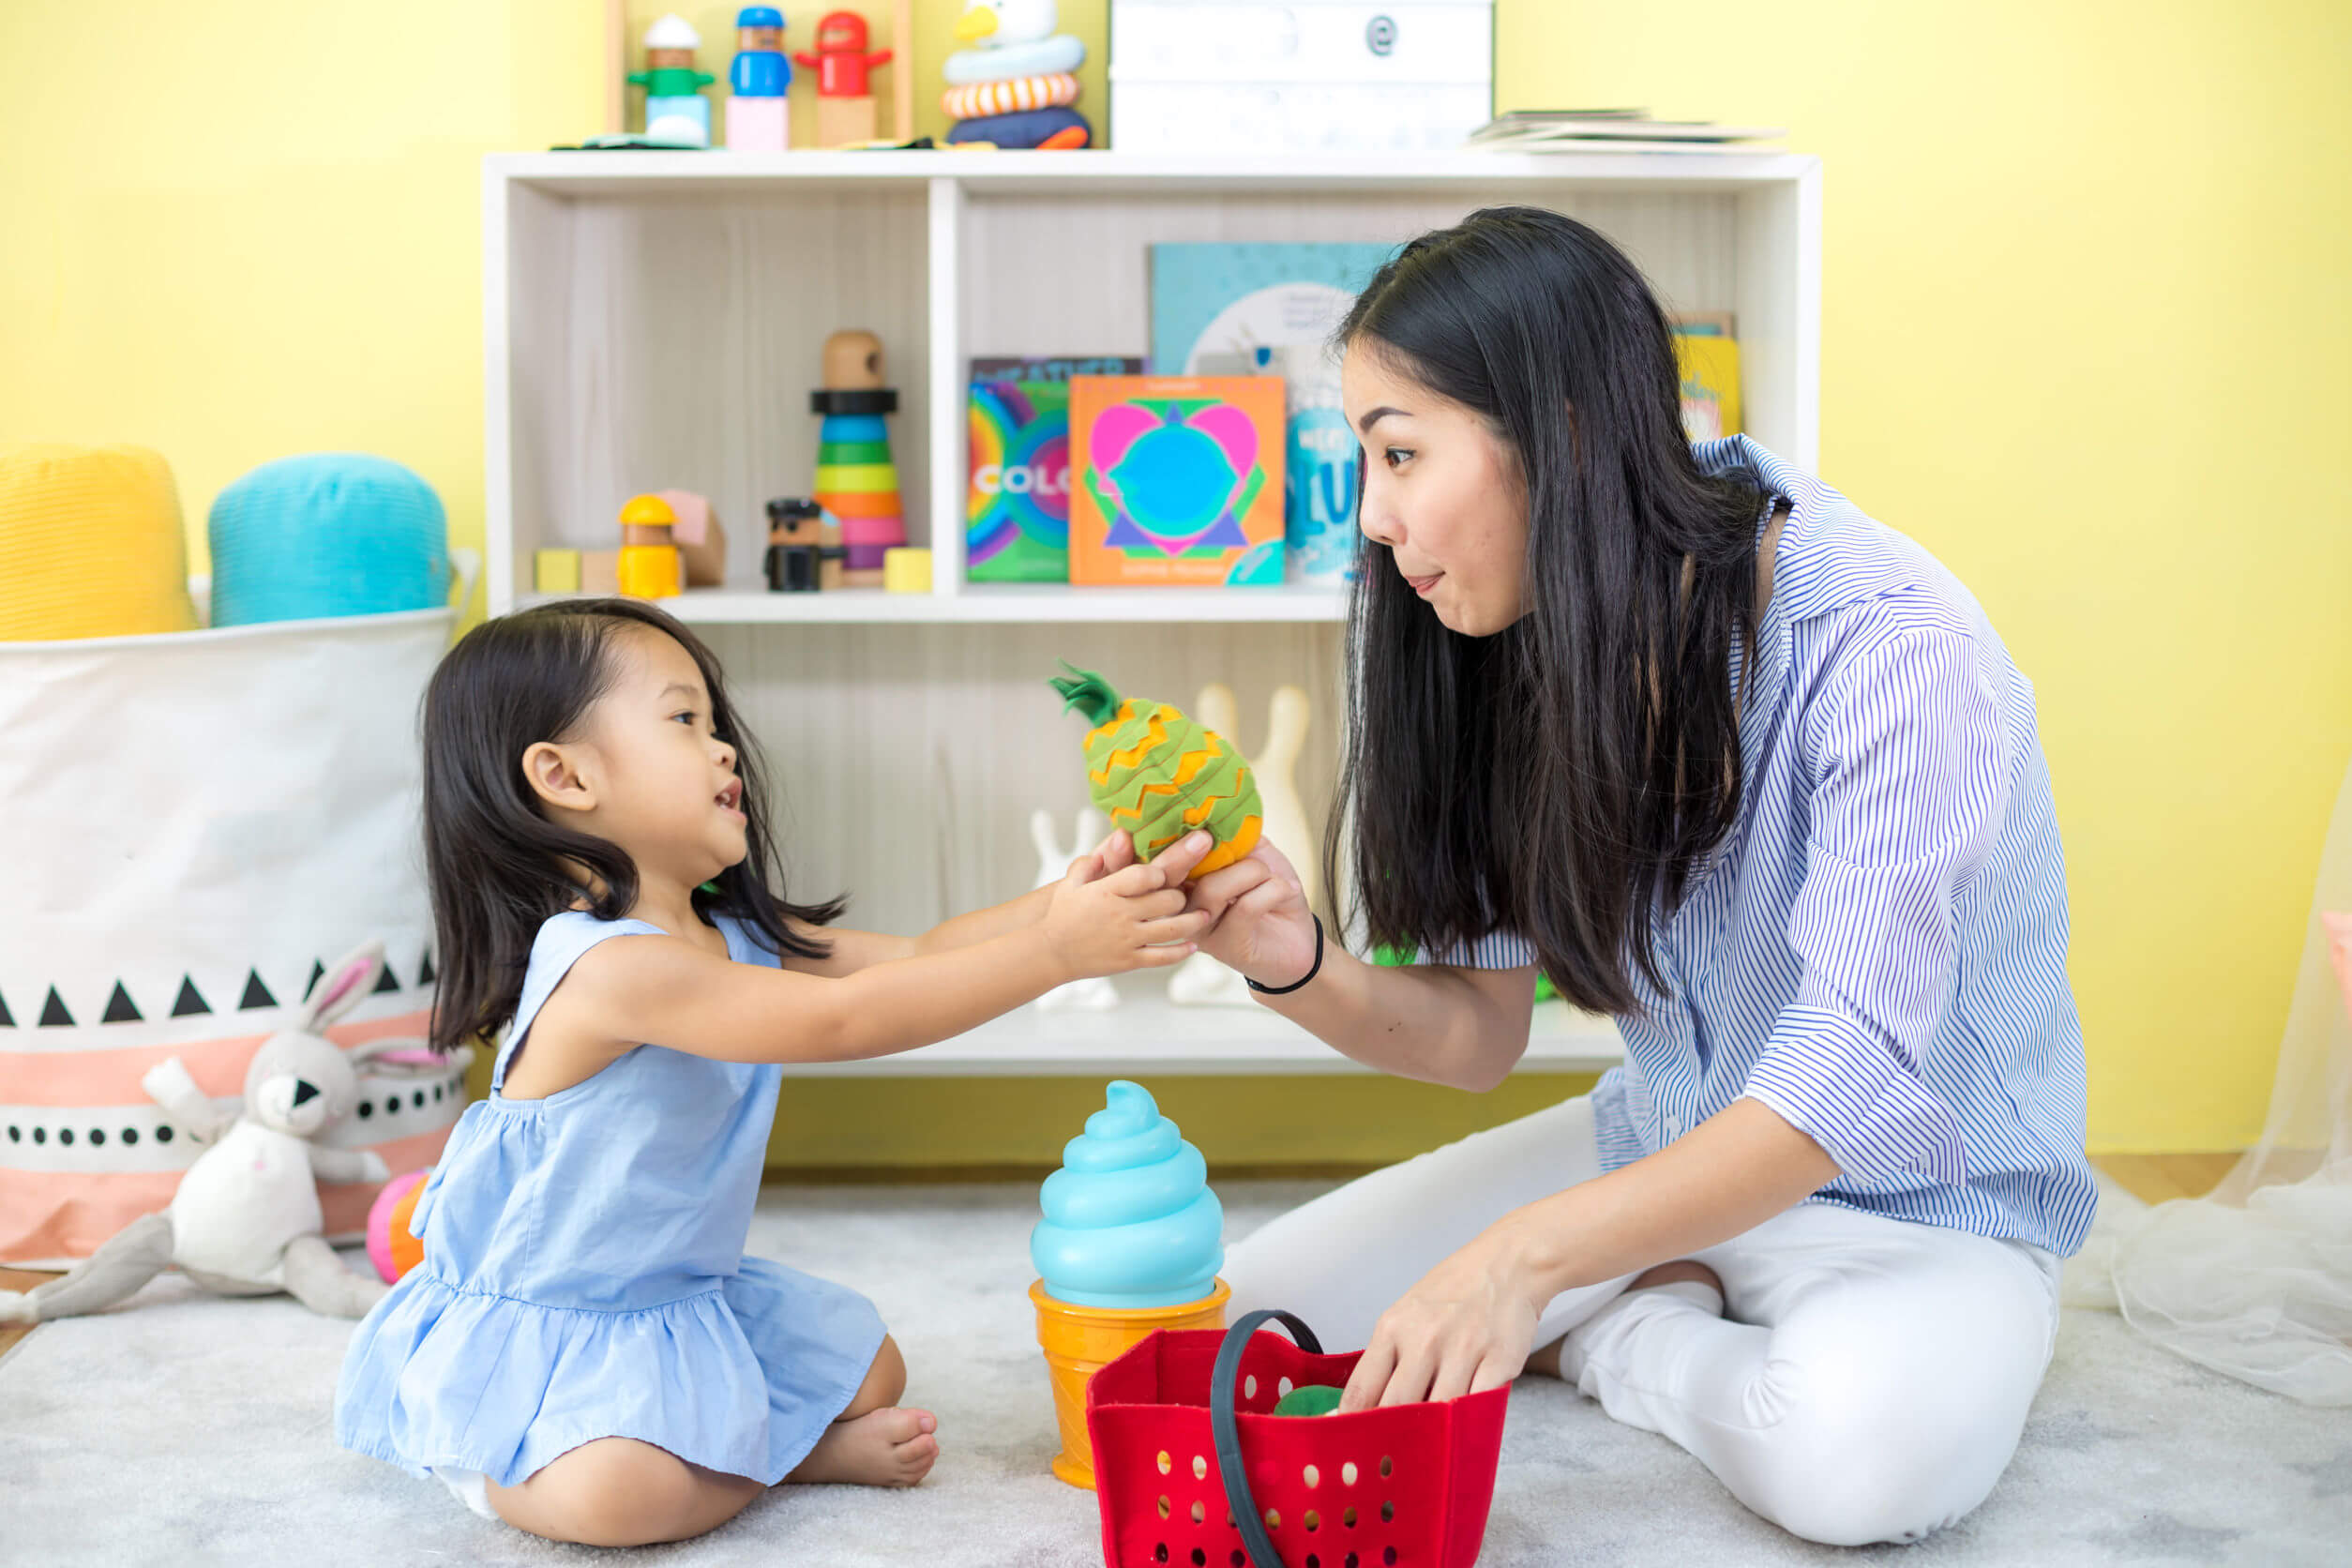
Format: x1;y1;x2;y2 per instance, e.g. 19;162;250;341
1148;243;1397;375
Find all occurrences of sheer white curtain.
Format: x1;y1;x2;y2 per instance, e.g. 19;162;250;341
2068;750;2352;1404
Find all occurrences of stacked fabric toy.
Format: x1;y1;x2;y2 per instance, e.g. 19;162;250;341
942;0;1091;148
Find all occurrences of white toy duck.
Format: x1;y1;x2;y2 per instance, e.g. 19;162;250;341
945;0;1085;85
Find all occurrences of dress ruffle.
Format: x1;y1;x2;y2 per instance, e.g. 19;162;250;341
336;1256;886;1487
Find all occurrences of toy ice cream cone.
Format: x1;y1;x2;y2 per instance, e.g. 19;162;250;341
1029;1080;1227;1488
1031;1277;1229;1488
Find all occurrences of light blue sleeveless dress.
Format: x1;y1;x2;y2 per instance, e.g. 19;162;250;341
335;912;886;1488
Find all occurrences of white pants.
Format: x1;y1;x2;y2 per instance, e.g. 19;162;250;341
1223;1095;2061;1547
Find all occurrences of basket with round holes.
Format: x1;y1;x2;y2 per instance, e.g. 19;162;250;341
1085;1310;1510;1568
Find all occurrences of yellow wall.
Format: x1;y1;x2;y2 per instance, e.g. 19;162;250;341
15;2;2350;1159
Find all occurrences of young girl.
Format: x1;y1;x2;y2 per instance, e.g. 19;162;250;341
336;597;1214;1546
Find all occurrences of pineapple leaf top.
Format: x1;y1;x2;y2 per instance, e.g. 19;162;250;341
1048;661;1124;729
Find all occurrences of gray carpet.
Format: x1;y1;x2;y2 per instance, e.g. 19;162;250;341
5;1180;2345;1567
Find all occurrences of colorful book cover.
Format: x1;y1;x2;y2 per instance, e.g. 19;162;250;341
1674;327;1741;442
1149;242;1397;375
1069;375;1288;588
1198;343;1358;587
966;355;1143;583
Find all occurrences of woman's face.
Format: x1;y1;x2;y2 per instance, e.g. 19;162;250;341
1343;340;1530;637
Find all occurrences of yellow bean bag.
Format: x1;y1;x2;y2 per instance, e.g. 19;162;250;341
0;444;198;641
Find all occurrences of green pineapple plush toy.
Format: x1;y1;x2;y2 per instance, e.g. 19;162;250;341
1049;662;1261;880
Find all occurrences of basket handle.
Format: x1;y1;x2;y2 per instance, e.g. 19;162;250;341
1210;1309;1325;1568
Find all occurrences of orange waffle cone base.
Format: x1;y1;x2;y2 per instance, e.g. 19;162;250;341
1031;1276;1230;1489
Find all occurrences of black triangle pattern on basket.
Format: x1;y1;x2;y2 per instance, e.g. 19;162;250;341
305;960;326;1000
2;953;436;1033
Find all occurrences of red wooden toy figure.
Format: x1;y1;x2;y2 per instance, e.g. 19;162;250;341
793;9;893;146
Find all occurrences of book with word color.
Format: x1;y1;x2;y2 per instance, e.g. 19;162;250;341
967;355;1145;583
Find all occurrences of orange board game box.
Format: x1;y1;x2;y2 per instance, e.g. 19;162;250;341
1068;375;1287;587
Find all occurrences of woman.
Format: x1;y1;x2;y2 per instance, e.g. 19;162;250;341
1181;207;2095;1547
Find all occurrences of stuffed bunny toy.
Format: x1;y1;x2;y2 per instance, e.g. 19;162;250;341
1031;807;1120;1012
0;939;471;1323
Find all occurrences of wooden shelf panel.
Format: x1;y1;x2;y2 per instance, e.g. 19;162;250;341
518;584;1350;625
779;987;1624;1077
490;149;1817;199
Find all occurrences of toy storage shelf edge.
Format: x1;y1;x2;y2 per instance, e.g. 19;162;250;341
779;990;1626;1077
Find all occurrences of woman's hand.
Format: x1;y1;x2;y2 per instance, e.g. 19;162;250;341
1178;838;1319;991
1339;1221;1545;1410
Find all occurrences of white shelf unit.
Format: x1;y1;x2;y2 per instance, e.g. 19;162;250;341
480;148;1819;1076
781;984;1623;1077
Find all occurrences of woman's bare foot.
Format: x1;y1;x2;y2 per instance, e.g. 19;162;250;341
786;1407;939;1487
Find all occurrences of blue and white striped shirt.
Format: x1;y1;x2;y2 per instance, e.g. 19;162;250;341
1440;436;2096;1256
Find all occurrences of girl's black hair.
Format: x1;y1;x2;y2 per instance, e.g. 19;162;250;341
419;596;841;1055
1328;206;1771;1016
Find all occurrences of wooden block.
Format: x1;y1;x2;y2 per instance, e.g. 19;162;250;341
534;548;581;594
580;550;622;596
841;567;886;589
882;547;932;594
815;94;878;149
656;489;729;587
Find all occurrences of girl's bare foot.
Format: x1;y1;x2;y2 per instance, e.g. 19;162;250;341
787;1407;939;1487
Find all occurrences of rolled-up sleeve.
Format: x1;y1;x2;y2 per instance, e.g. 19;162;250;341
1739;618;2011;1185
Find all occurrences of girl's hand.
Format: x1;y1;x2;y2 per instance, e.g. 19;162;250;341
1339;1223;1544;1410
1182;839;1318;991
1042;831;1216;980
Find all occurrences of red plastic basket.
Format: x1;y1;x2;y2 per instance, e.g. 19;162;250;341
1087;1310;1510;1568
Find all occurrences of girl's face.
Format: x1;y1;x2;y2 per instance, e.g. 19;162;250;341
1344;341;1530;638
523;626;747;887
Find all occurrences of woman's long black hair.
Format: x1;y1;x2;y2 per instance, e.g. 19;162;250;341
1329;206;1771;1016
419;597;841;1054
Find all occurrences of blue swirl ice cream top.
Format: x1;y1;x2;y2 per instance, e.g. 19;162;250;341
1031;1080;1224;1309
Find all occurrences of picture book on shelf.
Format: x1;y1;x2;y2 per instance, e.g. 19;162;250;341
1148;243;1397;375
1068;374;1287;588
966;355;1144;583
1197;342;1357;588
1673;316;1742;442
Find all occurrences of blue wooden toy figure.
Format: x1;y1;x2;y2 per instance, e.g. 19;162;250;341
629;14;716;147
727;7;792;150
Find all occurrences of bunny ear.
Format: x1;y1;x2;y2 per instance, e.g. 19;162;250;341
306;939;387;1029
1030;808;1062;858
344;1036;439;1076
